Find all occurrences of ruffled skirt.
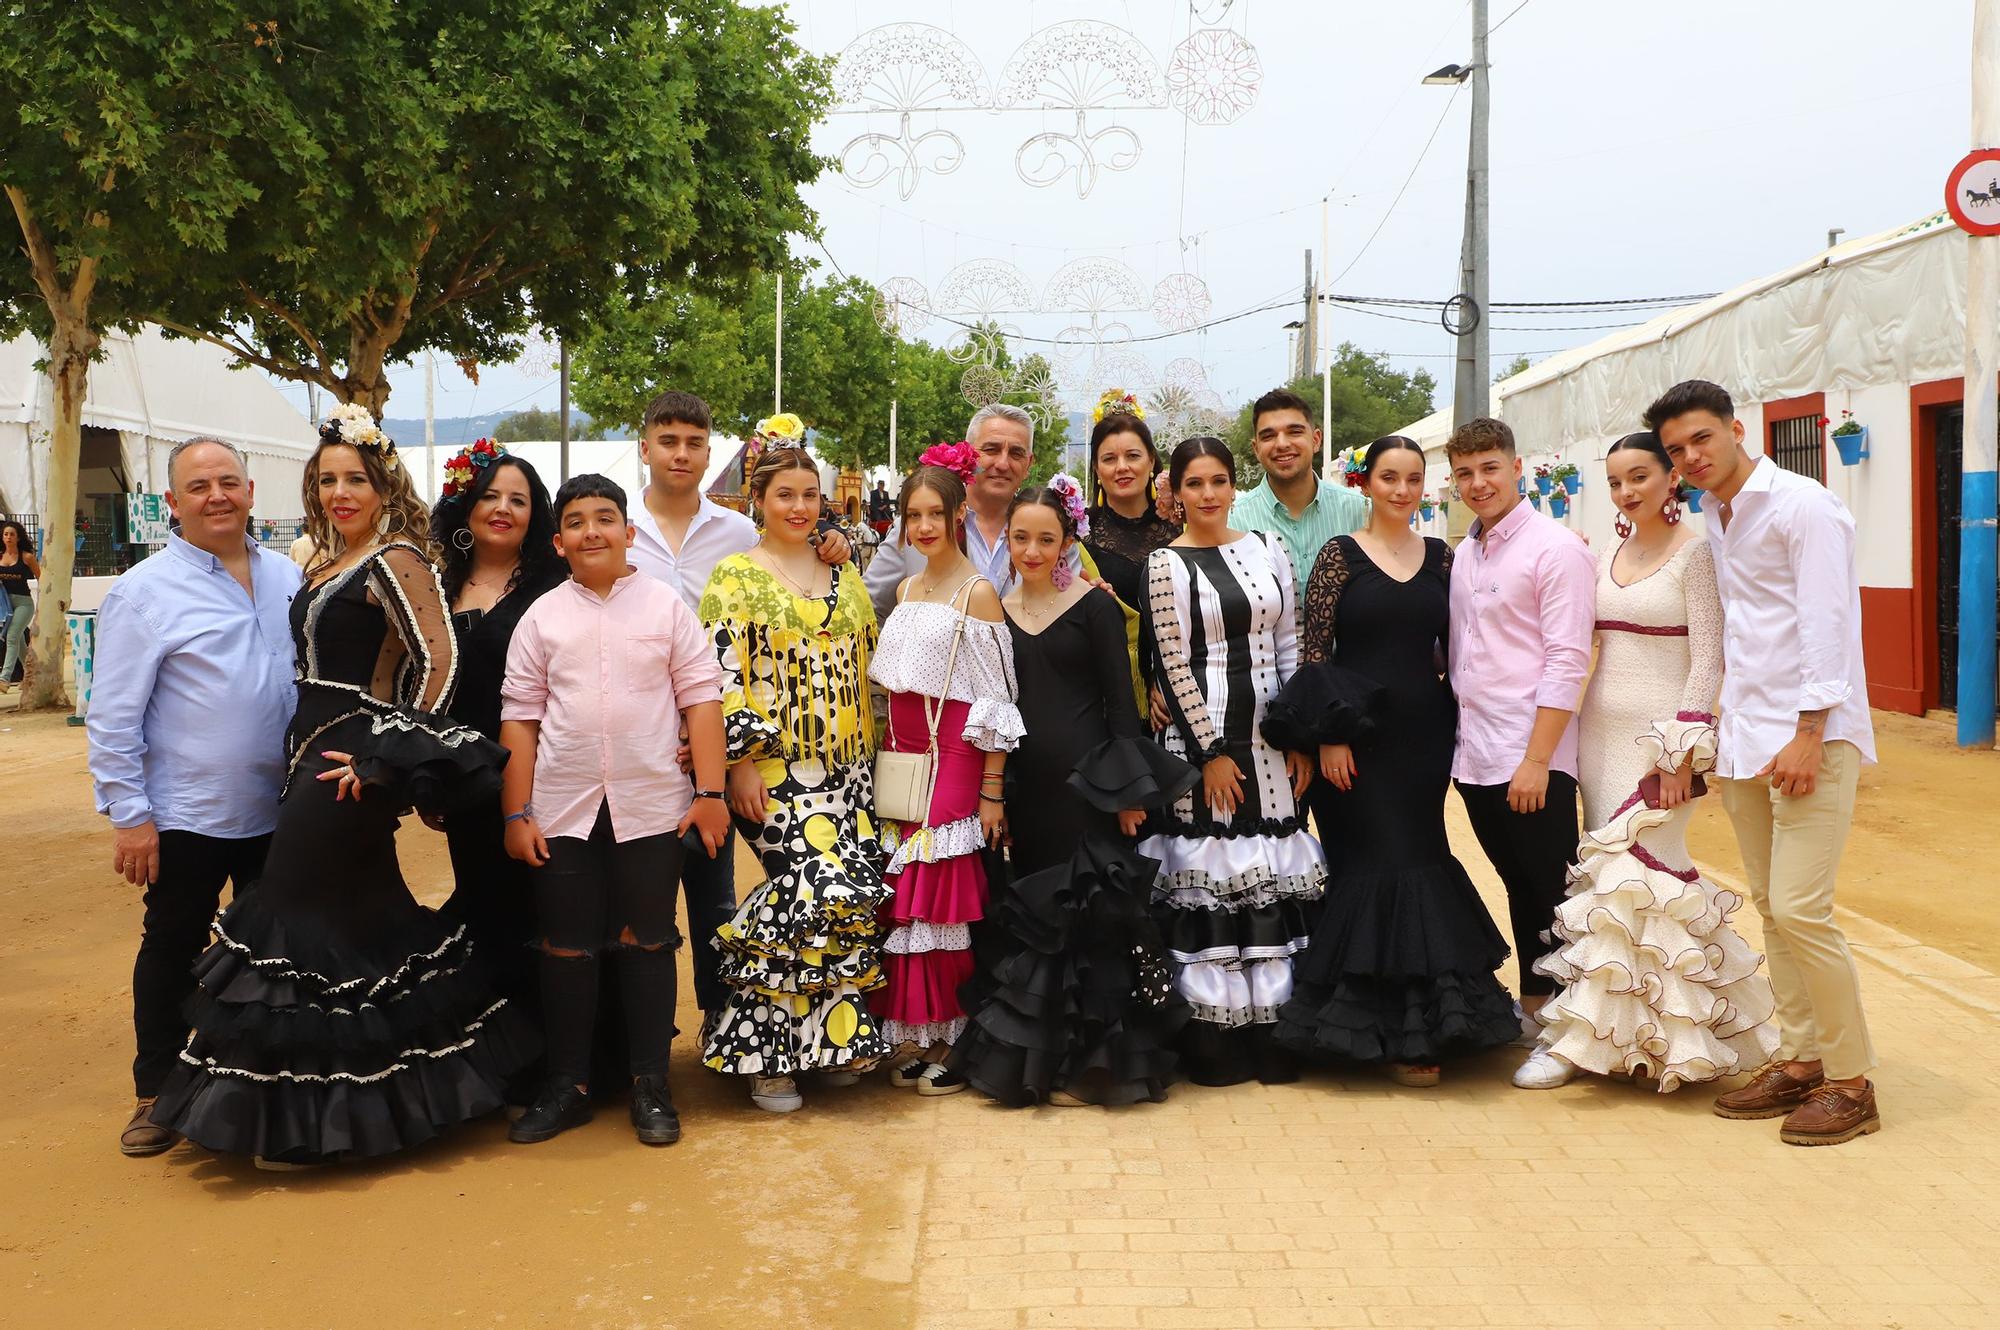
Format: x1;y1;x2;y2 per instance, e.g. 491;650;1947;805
704;755;893;1075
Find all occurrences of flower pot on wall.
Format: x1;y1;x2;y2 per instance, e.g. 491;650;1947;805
1833;426;1869;466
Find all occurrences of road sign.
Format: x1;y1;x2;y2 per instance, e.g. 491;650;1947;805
1946;148;2000;236
126;493;170;546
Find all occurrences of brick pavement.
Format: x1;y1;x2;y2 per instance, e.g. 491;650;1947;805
888;797;2000;1330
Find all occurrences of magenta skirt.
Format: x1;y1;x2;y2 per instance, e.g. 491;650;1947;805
877;693;989;1042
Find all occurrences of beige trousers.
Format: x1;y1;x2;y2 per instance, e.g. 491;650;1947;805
1718;739;1875;1080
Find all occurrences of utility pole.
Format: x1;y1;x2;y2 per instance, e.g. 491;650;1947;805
1960;0;2000;748
1320;197;1334;475
774;272;785;416
423;353;436;504
1451;0;1492;427
558;340;572;485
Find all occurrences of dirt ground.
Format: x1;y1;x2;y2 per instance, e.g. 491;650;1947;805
1;699;1995;1329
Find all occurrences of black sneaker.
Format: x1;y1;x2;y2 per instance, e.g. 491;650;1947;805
629;1074;682;1146
508;1078;594;1144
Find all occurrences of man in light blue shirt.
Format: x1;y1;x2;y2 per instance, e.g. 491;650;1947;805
87;437;301;1158
864;403;1083;621
1228;388;1369;596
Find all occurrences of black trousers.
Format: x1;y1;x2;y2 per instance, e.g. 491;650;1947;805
132;830;271;1097
1455;773;1579;999
534;803;685;1084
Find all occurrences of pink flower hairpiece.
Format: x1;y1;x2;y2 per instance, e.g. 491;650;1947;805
918;440;979;485
1045;472;1090;540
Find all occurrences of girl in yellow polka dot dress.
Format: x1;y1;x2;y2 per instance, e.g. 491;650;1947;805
697;445;892;1113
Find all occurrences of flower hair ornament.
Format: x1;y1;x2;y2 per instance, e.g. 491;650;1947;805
1044;472;1091;541
746;411;807;466
1333;444;1369;490
1092;388;1144;424
321;401;399;470
439;438;508;500
917;440;979;485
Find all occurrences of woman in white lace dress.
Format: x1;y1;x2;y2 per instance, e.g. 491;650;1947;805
1516;432;1778;1091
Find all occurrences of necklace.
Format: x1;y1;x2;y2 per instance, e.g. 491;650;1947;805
761;551;827;599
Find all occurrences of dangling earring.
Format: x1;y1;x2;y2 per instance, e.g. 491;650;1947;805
451;526;475;552
1662;492;1683;526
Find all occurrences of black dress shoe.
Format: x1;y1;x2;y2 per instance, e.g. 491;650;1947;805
629;1074;682;1146
508;1078;594;1144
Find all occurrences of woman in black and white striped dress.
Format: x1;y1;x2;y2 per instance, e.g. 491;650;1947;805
1140;437;1326;1087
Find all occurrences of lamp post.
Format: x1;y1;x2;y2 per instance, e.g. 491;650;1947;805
1425;0;1491;429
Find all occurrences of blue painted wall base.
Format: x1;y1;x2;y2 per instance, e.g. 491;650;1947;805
1958;468;1997;748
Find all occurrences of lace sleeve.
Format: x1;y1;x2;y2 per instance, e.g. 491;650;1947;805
368;543;459;713
1146;547;1224;760
1300;537;1351;666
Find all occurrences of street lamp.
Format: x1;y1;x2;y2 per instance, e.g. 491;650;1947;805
1427;1;1490;427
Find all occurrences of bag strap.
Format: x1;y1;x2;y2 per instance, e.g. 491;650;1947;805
920;575;982;752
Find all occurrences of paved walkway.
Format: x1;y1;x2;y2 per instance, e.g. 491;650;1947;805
895;803;2000;1330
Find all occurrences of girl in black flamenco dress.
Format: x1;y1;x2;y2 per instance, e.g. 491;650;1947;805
950;483;1199;1107
1267;437;1518;1087
151;417;532;1165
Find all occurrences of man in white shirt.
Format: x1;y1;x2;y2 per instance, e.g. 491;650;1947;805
1650;379;1880;1147
626;390;847;1031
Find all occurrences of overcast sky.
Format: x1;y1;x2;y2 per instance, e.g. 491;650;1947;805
292;0;1972;435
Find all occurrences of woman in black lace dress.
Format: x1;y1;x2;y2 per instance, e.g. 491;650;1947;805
151;410;531;1166
1267;436;1518;1087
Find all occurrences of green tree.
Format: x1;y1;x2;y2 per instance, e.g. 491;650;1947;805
492;406;598;443
150;0;831;421
1223;344;1436;488
0;3;312;709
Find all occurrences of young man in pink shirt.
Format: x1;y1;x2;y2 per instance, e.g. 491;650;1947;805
499;474;731;1147
1444;418;1596;1035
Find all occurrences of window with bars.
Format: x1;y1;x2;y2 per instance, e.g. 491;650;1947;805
1769;415;1825;483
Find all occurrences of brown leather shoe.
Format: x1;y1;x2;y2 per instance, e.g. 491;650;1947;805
1712;1063;1825;1119
120;1096;177;1157
1781;1082;1881;1147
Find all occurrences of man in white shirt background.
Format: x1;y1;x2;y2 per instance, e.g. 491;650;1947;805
626;390;847;1034
1651;379;1880;1148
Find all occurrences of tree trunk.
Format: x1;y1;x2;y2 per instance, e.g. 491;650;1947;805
21;318;96;711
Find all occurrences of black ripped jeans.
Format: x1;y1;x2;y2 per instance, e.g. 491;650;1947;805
534;803;685;1085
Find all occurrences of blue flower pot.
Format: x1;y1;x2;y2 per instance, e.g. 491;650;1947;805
1562;474;1580;495
1833;426;1869;466
1536;475;1553;496
1550;494;1569;519
1687;489;1704;514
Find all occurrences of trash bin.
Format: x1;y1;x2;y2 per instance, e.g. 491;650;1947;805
65;609;96;725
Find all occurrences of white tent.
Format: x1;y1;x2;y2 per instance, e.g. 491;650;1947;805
0;324;318;518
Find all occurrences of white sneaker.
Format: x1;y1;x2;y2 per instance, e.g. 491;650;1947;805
1512;1001;1542;1049
749;1075;803;1113
1512;1046;1577;1090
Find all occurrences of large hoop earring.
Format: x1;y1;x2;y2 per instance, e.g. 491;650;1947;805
1662;493;1683;526
451;526;475;552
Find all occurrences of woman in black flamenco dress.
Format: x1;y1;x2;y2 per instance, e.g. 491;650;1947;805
151;521;533;1164
949;486;1198;1107
1266;439;1518;1086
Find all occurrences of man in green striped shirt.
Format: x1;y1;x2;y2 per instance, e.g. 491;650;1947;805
1229;388;1369;597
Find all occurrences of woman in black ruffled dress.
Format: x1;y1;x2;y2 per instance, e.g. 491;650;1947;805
1267;436;1518;1086
151;411;532;1165
950;483;1197;1106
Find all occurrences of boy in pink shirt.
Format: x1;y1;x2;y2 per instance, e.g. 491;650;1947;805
499;474;730;1147
1444;418;1596;1034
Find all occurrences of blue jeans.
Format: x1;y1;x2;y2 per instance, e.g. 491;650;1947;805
2;594;29;681
679;824;738;1014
